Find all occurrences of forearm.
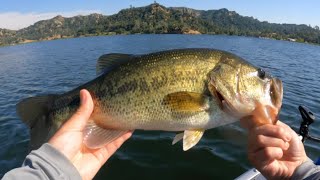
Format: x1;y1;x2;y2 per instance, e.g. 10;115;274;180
291;158;320;180
3;143;81;180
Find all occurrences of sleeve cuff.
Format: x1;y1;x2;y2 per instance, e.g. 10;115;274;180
28;143;82;179
291;158;320;180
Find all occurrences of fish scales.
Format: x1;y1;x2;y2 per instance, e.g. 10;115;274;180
16;48;283;150
84;49;223;131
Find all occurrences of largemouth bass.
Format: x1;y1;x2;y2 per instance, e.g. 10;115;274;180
17;48;283;151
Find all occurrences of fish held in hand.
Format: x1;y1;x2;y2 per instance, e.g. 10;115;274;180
16;48;283;151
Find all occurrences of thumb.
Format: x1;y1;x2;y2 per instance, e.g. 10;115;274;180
62;89;94;130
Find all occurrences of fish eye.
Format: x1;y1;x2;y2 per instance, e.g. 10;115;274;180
257;68;266;79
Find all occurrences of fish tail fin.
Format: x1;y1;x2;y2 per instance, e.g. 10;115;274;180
16;95;57;150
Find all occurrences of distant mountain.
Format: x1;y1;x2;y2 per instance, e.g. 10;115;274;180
1;3;320;46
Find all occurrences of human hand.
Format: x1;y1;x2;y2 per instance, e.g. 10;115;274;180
48;89;132;180
245;120;308;179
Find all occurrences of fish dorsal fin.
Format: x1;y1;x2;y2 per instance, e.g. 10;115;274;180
183;130;204;151
96;53;134;75
163;92;210;113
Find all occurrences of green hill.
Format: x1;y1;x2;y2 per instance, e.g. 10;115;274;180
1;3;320;46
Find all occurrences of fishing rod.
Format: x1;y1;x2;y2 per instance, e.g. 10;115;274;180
298;105;320;143
236;105;320;180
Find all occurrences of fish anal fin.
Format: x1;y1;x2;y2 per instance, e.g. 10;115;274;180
163;92;209;113
183;129;204;151
83;120;128;149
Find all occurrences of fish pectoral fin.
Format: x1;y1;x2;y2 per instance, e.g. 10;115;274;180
96;53;134;75
163;92;209;113
83;120;129;149
172;132;184;145
183;129;204;151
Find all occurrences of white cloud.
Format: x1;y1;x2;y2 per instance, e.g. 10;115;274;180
0;10;102;30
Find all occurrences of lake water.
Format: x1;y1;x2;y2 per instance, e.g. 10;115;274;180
0;34;320;179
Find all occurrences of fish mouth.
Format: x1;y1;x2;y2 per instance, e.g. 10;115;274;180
270;78;283;110
209;77;284;118
245;79;284;126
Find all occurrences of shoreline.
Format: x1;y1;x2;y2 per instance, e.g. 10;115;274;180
0;33;318;48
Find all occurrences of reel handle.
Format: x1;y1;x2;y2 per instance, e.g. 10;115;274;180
299;106;315;125
298;106;319;142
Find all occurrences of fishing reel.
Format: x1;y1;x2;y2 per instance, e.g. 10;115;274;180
298;105;320;143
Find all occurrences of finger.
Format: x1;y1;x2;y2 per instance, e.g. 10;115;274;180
249;147;283;168
277;121;295;133
94;131;133;165
62;89;94;130
252;124;291;142
111;131;133;149
249;134;289;152
103;131;133;153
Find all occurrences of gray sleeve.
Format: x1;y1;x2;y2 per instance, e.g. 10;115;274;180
2;143;81;180
291;158;320;180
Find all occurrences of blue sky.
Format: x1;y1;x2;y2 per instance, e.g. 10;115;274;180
0;0;319;30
